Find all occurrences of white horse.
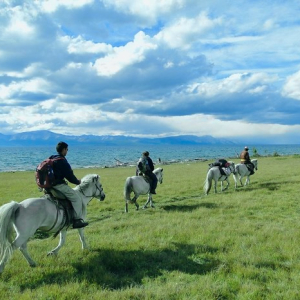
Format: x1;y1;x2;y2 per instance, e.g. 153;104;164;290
0;174;105;273
233;159;258;188
124;168;163;213
203;161;235;195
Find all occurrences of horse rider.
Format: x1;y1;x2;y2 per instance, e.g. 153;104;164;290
49;141;88;229
240;146;255;174
137;151;157;194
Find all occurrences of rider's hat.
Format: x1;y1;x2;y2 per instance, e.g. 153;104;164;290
244;146;249;150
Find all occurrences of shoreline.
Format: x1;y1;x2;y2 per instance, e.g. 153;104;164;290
2;154;299;174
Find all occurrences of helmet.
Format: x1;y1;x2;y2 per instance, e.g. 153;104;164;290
244;146;249;150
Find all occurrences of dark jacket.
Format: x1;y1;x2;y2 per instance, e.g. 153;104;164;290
49;154;80;185
146;157;154;172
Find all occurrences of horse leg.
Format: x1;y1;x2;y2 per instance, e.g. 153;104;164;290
214;179;217;193
223;178;229;191
125;195;139;212
78;228;89;250
150;194;155;208
245;176;250;186
131;195;139;211
11;234;37;267
239;175;244;186
47;229;67;256
143;194;150;209
19;242;37;267
233;174;238;189
143;194;154;209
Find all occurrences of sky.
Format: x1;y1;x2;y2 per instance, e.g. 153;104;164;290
1;0;300;144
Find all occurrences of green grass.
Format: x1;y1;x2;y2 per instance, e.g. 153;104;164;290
1;156;300;299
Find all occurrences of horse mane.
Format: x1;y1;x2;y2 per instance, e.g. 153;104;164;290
80;174;98;189
153;168;163;175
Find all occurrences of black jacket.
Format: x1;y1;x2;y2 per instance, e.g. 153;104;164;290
49;154;80;185
146;157;154;172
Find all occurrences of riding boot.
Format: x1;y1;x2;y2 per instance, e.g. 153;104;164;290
73;218;89;229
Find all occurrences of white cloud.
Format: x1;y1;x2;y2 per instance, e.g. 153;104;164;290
61;35;113;54
93;31;157;76
1;0;300;142
190;72;277;97
101;0;185;22
37;0;94;13
155;12;222;49
282;70;300;101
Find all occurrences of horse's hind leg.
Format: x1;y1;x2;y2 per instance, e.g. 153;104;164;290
48;230;67;256
19;242;37;267
214;180;217;193
143;194;154;209
222;179;229;191
133;196;139;211
13;235;37;267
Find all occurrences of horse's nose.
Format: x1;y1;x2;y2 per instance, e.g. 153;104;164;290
100;193;105;201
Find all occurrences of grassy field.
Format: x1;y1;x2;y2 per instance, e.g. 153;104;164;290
0;155;300;299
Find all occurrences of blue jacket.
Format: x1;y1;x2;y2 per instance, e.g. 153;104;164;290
49;154;80;185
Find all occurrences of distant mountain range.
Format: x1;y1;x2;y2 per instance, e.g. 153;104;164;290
0;130;237;146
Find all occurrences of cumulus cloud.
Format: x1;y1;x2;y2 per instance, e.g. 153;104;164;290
0;0;300;143
282;71;300;101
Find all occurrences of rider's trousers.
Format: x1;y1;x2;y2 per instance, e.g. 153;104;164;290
52;183;83;219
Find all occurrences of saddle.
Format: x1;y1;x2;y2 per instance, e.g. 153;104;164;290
208;159;229;176
136;170;152;184
43;188;75;234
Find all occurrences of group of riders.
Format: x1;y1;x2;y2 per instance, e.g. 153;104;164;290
42;142;158;230
44;142;253;230
209;146;255;176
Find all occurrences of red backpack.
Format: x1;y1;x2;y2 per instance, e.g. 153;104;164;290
35;157;64;188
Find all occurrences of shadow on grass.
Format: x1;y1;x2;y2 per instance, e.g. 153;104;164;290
161;202;218;212
235;180;297;192
18;243;221;290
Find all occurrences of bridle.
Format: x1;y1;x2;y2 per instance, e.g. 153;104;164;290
79;179;103;199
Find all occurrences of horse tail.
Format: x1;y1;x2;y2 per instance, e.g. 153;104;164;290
203;169;213;195
0;201;19;267
124;177;132;201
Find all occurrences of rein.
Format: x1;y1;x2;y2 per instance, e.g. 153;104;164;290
79;181;103;199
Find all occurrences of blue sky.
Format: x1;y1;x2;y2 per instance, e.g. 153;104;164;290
1;0;300;144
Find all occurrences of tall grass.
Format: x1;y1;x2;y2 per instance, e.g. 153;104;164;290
0;156;300;299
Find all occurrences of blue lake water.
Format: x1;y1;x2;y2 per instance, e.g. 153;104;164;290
1;144;299;172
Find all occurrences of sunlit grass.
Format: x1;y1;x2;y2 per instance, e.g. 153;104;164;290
1;156;300;299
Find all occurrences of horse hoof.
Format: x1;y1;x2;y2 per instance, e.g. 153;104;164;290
30;263;37;268
47;251;57;257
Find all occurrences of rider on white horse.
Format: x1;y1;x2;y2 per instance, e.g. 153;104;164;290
48;142;88;229
137;151;157;194
240;146;255;175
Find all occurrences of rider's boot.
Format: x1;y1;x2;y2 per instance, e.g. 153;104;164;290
73;218;89;229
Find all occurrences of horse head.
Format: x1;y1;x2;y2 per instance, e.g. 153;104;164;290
154;168;164;184
251;159;258;170
80;174;105;201
227;161;235;173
